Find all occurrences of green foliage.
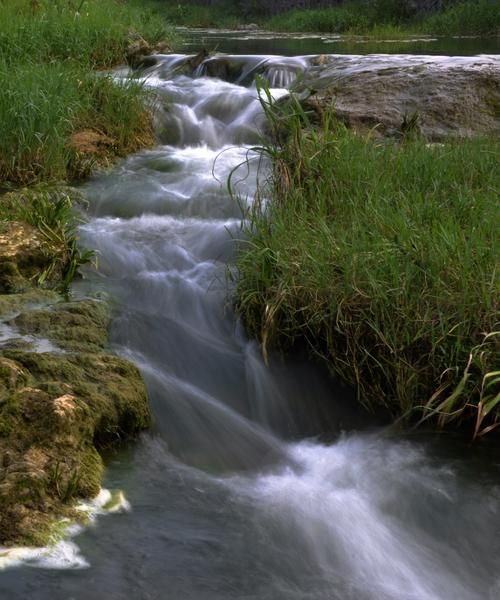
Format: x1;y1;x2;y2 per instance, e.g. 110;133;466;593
421;0;500;36
149;0;240;28
0;0;167;186
0;0;173;68
266;0;500;36
235;87;500;435
9;189;95;291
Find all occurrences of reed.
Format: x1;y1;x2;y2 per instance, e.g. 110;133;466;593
235;90;500;435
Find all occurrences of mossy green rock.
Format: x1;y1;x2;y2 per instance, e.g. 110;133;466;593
0;296;150;546
12;299;109;353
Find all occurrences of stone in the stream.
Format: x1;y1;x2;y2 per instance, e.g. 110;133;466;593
299;57;500;140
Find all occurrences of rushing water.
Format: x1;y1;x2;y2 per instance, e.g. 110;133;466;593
2;43;500;600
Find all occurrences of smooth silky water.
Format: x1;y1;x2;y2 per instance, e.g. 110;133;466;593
2;40;500;600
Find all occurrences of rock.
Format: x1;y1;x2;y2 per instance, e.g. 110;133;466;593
0;222;48;281
0;347;149;546
126;35;152;68
237;23;259;31
298;56;500;140
12;299;109;353
0;292;150;546
0;261;28;294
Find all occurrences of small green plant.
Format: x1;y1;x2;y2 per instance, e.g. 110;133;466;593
49;462;81;502
400;111;422;141
12;189;96;291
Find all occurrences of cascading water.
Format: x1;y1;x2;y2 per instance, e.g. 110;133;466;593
2;51;500;600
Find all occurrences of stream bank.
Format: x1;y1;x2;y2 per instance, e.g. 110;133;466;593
0;188;150;546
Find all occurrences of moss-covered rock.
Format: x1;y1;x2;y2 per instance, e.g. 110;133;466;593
0;261;28;294
0;186;148;548
12;299;109;353
0;348;149;546
0;291;150;546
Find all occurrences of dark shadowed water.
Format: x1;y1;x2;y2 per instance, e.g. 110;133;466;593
1;36;500;600
180;28;500;57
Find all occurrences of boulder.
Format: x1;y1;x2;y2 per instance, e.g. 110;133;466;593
298;55;500;140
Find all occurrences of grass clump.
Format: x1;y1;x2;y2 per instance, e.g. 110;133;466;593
1;187;95;292
235;91;499;436
0;0;174;187
0;61;155;185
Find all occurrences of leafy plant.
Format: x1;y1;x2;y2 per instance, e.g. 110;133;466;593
12;189;96;291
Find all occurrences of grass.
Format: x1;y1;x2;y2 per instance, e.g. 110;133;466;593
2;186;96;291
235;89;500;436
150;0;241;29
0;0;172;68
265;0;500;37
0;0;174;187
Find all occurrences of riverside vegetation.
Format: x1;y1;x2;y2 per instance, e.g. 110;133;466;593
0;0;175;186
0;0;175;546
265;0;500;37
235;87;499;437
152;0;500;37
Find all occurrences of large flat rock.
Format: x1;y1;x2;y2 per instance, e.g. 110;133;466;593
299;54;500;139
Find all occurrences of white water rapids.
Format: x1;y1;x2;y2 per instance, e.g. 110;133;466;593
2;52;500;599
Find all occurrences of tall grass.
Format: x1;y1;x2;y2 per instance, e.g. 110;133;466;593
0;0;171;186
0;61;154;184
150;1;240;29
265;0;500;36
421;0;500;36
235;92;500;435
0;0;173;68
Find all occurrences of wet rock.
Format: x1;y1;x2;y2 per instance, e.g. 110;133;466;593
0;292;149;546
204;57;231;80
0;346;149;546
0;222;48;281
0;261;28;294
12;299;109;353
299;57;500;140
237;23;259;31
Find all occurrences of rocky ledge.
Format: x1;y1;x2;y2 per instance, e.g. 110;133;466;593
0;189;150;546
299;54;500;140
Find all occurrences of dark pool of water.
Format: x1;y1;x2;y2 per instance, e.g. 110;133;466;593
180;28;500;57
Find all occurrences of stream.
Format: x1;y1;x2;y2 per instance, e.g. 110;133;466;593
1;35;500;600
